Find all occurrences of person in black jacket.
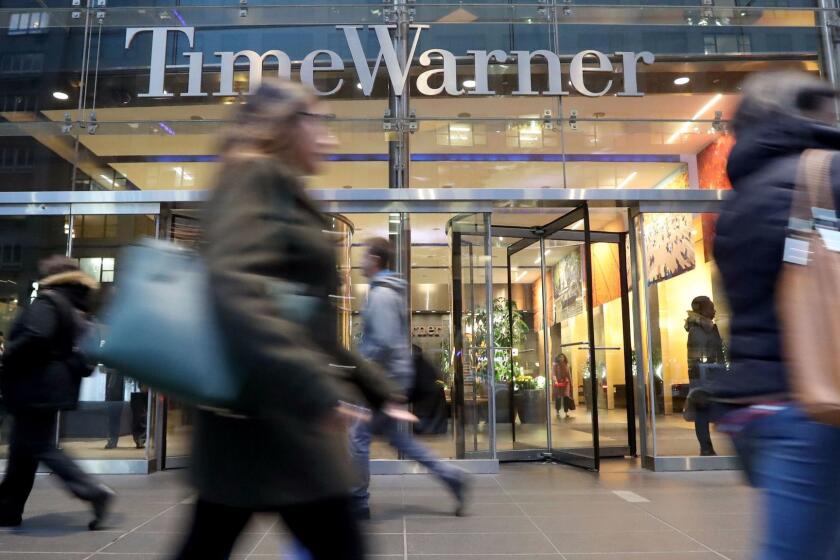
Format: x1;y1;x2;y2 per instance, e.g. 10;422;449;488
714;71;840;560
0;256;114;529
685;295;724;456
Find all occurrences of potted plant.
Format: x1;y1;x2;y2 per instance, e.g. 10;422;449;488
468;297;529;423
514;374;547;424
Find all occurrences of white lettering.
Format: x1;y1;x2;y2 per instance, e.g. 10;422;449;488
301;50;345;96
338;24;426;96
416;49;462;96
126;27;195;98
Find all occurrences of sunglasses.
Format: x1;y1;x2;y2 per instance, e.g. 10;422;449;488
296;111;335;121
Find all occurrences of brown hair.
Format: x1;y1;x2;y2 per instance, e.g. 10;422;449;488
218;79;314;167
365;237;394;271
38;255;80;279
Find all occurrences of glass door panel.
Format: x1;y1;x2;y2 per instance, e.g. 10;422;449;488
449;214;492;459
591;240;634;458
543;208;600;470
503;239;549;453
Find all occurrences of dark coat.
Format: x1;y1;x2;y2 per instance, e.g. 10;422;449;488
193;157;396;509
685;312;724;380
713;113;840;400
1;271;97;412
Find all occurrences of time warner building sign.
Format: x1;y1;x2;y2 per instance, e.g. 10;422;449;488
126;25;655;98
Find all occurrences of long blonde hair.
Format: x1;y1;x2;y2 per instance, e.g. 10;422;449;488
218;79;314;167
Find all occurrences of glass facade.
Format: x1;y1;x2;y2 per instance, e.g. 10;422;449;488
0;0;829;472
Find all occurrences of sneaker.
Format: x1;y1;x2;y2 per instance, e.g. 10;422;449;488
452;474;471;517
88;485;116;531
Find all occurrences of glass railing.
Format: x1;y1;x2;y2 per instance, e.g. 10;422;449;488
0;3;825;28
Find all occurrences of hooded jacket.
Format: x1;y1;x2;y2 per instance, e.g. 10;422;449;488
360;271;415;393
713;112;840;399
685;311;724;380
2;271;98;412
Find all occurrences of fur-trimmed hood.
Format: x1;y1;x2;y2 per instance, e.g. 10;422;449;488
39;271;99;291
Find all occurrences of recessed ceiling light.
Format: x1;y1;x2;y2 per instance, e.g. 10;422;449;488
463;79;476;88
674;76;690;86
52;91;69;100
356;83;363;90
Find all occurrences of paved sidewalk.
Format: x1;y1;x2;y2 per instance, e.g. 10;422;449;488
0;460;755;559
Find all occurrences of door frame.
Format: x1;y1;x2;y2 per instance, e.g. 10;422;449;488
490;204;636;470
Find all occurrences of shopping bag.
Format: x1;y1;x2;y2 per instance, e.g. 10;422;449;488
82;239;242;412
777;149;840;426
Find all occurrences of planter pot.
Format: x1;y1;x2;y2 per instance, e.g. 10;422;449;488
515;389;547;424
495;385;512;424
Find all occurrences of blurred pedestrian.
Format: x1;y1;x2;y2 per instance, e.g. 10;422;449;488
349;238;469;520
0;256;113;529
553;354;573;419
714;71;840;559
685;295;723;456
174;80;402;560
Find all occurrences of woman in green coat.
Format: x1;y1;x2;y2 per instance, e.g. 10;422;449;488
175;80;402;560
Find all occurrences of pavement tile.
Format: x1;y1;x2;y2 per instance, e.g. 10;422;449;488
407;532;557;555
546;530;707;554
0;464;758;559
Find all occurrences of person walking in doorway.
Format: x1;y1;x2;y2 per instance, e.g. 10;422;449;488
553;354;574;419
349;238;470;520
685;295;724;456
0;256;114;529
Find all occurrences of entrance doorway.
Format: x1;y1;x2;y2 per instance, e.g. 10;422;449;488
452;205;636;471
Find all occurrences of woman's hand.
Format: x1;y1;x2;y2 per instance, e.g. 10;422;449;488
383;403;419;423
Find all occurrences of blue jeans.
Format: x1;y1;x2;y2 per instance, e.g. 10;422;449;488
730;404;840;560
348;411;461;507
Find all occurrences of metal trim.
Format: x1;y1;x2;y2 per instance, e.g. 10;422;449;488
0;459;154;475
71;202;160;215
0;189;730;207
643;455;741;472
369;459;499;475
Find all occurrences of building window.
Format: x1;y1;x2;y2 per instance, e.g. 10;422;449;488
704;33;752;54
0;94;37;113
8;12;49;35
0;147;34;172
74;215;119;240
0;244;22;268
0;53;45;74
79;257;115;283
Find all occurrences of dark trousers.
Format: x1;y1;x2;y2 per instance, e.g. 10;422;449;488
176;496;364;560
731;405;840;559
0;411;104;516
554;396;571;413
694;408;715;454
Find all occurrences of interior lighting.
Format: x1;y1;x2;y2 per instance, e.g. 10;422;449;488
674;76;690;86
617;171;638;189
666;93;722;144
515;270;528;282
99;174;114;186
463;79;476;88
52;91;69;100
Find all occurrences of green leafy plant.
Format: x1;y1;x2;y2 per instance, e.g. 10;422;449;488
468;297;529;383
514;374;538;391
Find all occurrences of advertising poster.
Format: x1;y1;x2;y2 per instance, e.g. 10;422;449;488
553;247;584;321
644;213;696;284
